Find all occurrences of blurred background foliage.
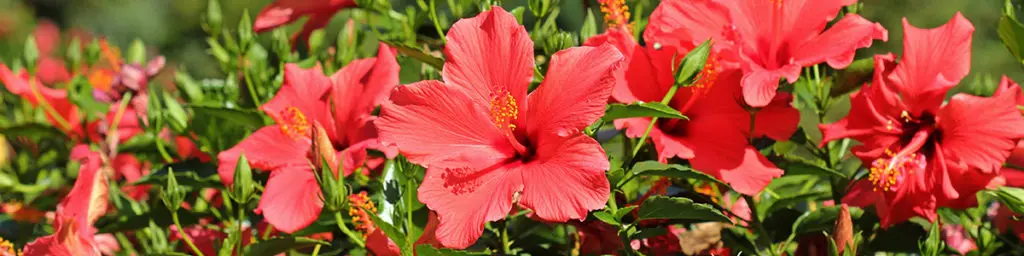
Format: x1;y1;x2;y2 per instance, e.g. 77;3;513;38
0;0;1019;85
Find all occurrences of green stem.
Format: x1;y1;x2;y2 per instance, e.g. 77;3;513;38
334;212;366;248
405;179;415;234
114;232;139;255
630;83;681;157
155;137;175;163
743;195;772;254
311;244;322;256
501;220;512;255
243;67;261;108
428;0;447;44
236;206;245;256
172;211;205;256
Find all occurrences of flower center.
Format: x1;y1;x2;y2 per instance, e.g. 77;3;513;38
0;236;17;256
279;107;311;140
868;149;925;192
599;0;632;32
489;88;519;133
691;51;720;96
347;191;378;236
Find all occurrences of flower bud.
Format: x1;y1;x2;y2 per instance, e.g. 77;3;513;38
674;39;713;86
161;168;187;212
832;204;854;255
230;154;255;205
312;122;347;212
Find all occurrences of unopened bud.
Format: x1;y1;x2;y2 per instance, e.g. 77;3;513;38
674;39;713;86
832;204;854;255
312;122;347;212
161;168;186;212
230;154;255;204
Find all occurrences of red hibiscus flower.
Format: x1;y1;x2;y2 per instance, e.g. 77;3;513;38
217;44;398;233
0;64;82;136
821;13;1024;227
583;28;800;195
253;0;357;44
347;192;441;256
644;0;887;107
22;148;110;256
376;7;622;249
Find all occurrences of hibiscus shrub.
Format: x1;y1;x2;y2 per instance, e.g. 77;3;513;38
2;0;1024;255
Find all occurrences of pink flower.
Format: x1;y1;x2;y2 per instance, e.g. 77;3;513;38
376;7;623;248
216;44;399;233
822;13;1024;227
941;224;977;255
644;0;887;107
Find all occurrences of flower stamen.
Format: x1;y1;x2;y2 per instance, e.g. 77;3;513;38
278;107;311;140
347;191;378;236
599;0;632;32
489;88;519;133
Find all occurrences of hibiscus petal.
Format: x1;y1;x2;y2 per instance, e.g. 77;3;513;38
366;228;400;256
332;44;400;145
643;0;732;51
417;162;524;249
376;80;514;169
441;7;533;113
791;14;887;69
518;134;610;222
253;0;355;32
263;63;335;136
938;92;1024;172
889;13;974;114
753;92;800;141
526;44;623;138
216;125;311;186
740;69;782;108
717;147;784;195
255;167;323;233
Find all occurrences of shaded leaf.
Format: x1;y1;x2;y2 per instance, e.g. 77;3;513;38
631;161;727;186
637;196;730;223
0;123;65;140
190;105;265;129
134;159;222;189
243;236;329;256
602;102;687;122
994;186;1024;214
792;205;864;235
776;159;847;179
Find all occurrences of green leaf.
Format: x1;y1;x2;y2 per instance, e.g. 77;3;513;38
776;159;848;179
95;207;210;234
415;244;489;256
791;205;863;235
134;160;223;189
760;191;830;217
918;221;944;256
190;105;265;129
999;14;1024;63
631;161;727;186
636;196;731;223
602;102;687;122
994;186;1024;214
593;210;620;226
23;35;38;69
127;39;146;64
579;9;597;42
366;210;408;249
0;123;66;139
243;236;329;256
162;92;189;133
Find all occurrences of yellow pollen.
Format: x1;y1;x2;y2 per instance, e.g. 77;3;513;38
900;110;914;122
0;237;18;256
489;89;519;132
278;107;311;140
599;0;632;32
692;51;720;95
347;191;378;236
868;149;923;192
